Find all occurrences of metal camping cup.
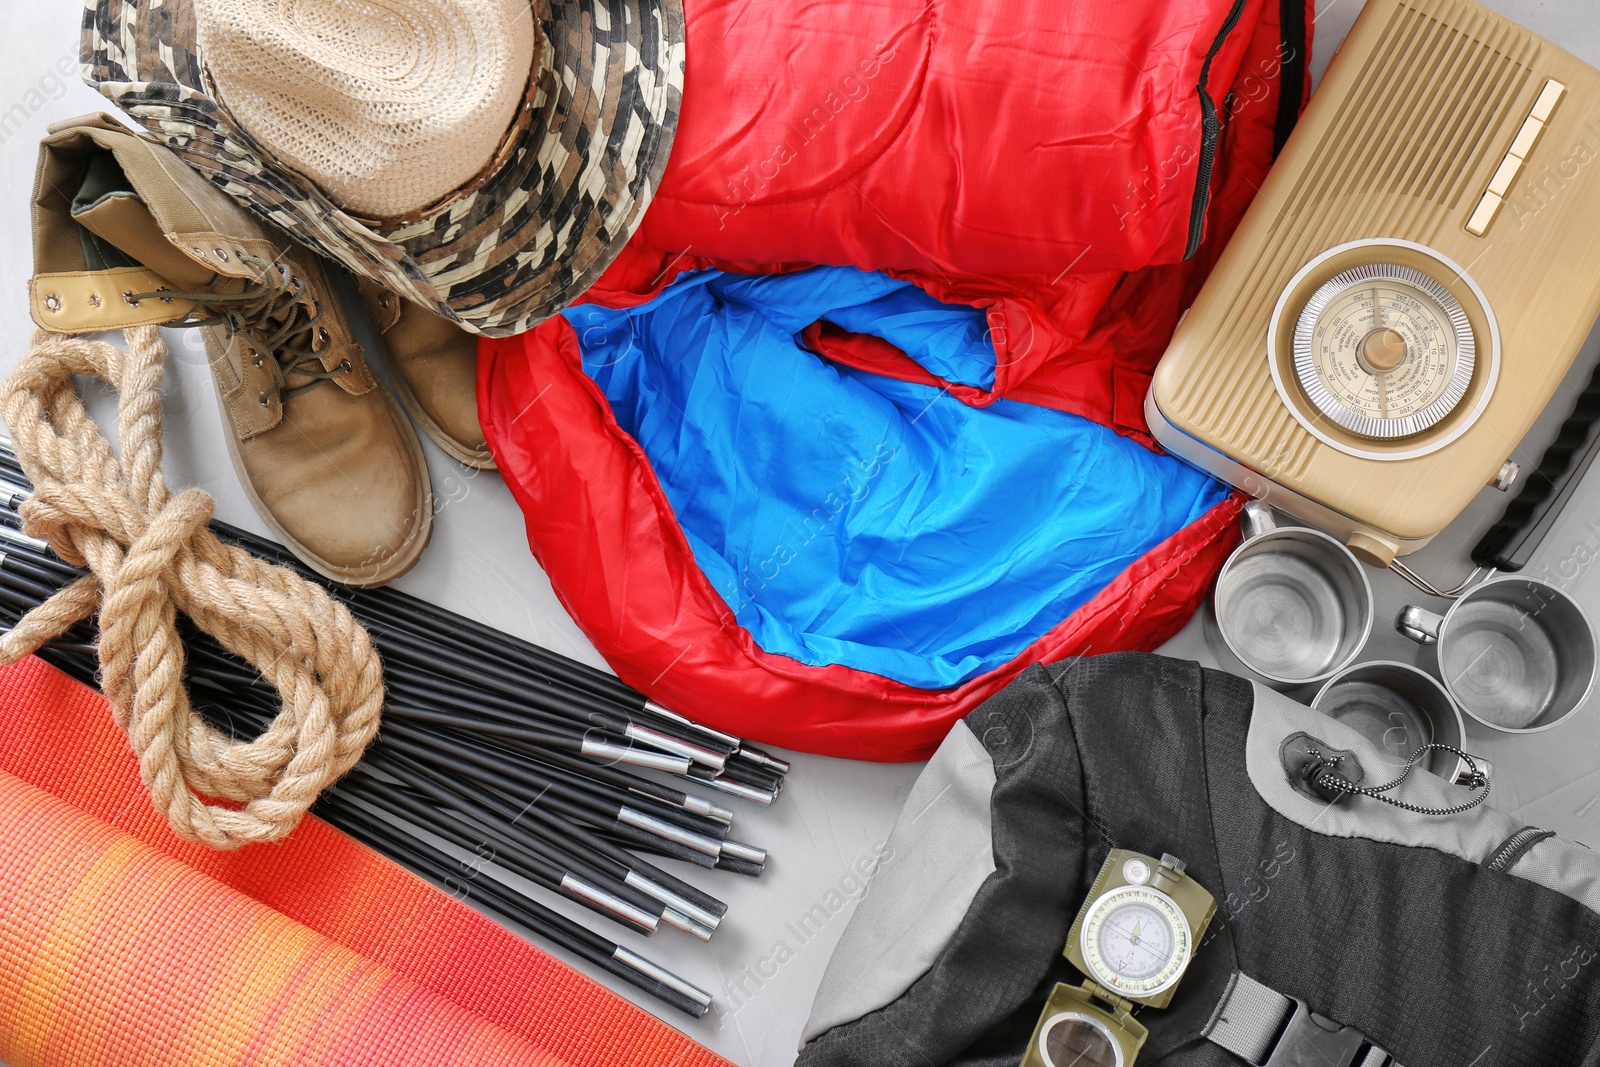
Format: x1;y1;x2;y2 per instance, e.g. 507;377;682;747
1397;576;1598;734
1311;661;1484;785
1208;501;1374;689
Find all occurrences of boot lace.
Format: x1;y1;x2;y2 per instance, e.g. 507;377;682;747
128;253;349;403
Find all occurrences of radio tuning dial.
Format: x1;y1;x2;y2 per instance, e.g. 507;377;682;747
1292;263;1476;440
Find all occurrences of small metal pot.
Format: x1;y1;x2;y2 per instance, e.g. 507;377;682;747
1397;575;1597;734
1311;660;1485;785
1207;501;1375;689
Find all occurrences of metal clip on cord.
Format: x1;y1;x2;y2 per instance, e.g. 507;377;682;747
1302;742;1489;816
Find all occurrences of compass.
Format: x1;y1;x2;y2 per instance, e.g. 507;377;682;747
1292;263;1476;440
1078;884;1193;997
1023;851;1216;1067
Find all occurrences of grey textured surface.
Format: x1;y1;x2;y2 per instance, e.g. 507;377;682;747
801;720;997;1045
0;1;1597;1065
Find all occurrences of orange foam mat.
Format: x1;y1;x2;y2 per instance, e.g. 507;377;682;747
0;769;562;1066
0;656;731;1067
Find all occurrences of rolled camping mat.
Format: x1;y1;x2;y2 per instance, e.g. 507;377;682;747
0;655;730;1067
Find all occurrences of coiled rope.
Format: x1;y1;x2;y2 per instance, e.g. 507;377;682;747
0;327;384;848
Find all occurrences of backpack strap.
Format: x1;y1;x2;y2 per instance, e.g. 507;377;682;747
1203;971;1404;1067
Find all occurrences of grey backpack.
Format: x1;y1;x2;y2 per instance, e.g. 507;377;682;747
797;654;1600;1067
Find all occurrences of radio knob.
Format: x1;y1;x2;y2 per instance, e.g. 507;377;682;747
1346;531;1398;568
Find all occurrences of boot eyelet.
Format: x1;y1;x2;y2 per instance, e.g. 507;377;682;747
317;327;330;347
123;292;140;307
252;353;265;368
42;295;61;312
87;294;100;308
377;292;392;309
338;359;352;372
214;248;229;261
258;391;271;406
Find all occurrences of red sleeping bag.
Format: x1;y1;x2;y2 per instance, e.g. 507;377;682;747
481;0;1314;761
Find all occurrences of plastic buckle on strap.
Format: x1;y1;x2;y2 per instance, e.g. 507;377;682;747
1265;999;1387;1067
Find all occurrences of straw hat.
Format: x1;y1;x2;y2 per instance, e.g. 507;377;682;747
83;0;685;336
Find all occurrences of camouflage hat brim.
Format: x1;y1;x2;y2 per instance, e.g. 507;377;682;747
82;0;685;337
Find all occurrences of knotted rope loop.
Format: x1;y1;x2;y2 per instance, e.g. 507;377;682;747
0;327;385;848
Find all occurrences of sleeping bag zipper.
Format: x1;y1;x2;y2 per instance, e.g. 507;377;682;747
1185;0;1250;260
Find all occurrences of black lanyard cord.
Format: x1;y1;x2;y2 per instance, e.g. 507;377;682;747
1304;743;1490;816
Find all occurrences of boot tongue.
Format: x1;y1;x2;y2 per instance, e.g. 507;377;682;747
70;148;334;398
70;150;218;291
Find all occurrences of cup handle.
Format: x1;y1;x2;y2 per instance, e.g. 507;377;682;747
1242;499;1278;542
1396;605;1444;645
1451;755;1492;787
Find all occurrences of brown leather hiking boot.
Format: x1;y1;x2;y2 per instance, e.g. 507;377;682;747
359;281;494;470
29;114;432;586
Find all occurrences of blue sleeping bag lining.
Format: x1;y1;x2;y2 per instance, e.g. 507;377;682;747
563;266;1227;689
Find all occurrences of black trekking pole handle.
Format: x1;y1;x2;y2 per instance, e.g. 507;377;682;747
1472;349;1600;571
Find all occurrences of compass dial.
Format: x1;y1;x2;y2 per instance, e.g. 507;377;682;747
1079;885;1192;997
1293;264;1475;439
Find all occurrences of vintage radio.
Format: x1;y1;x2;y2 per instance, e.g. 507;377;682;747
1149;0;1600;566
